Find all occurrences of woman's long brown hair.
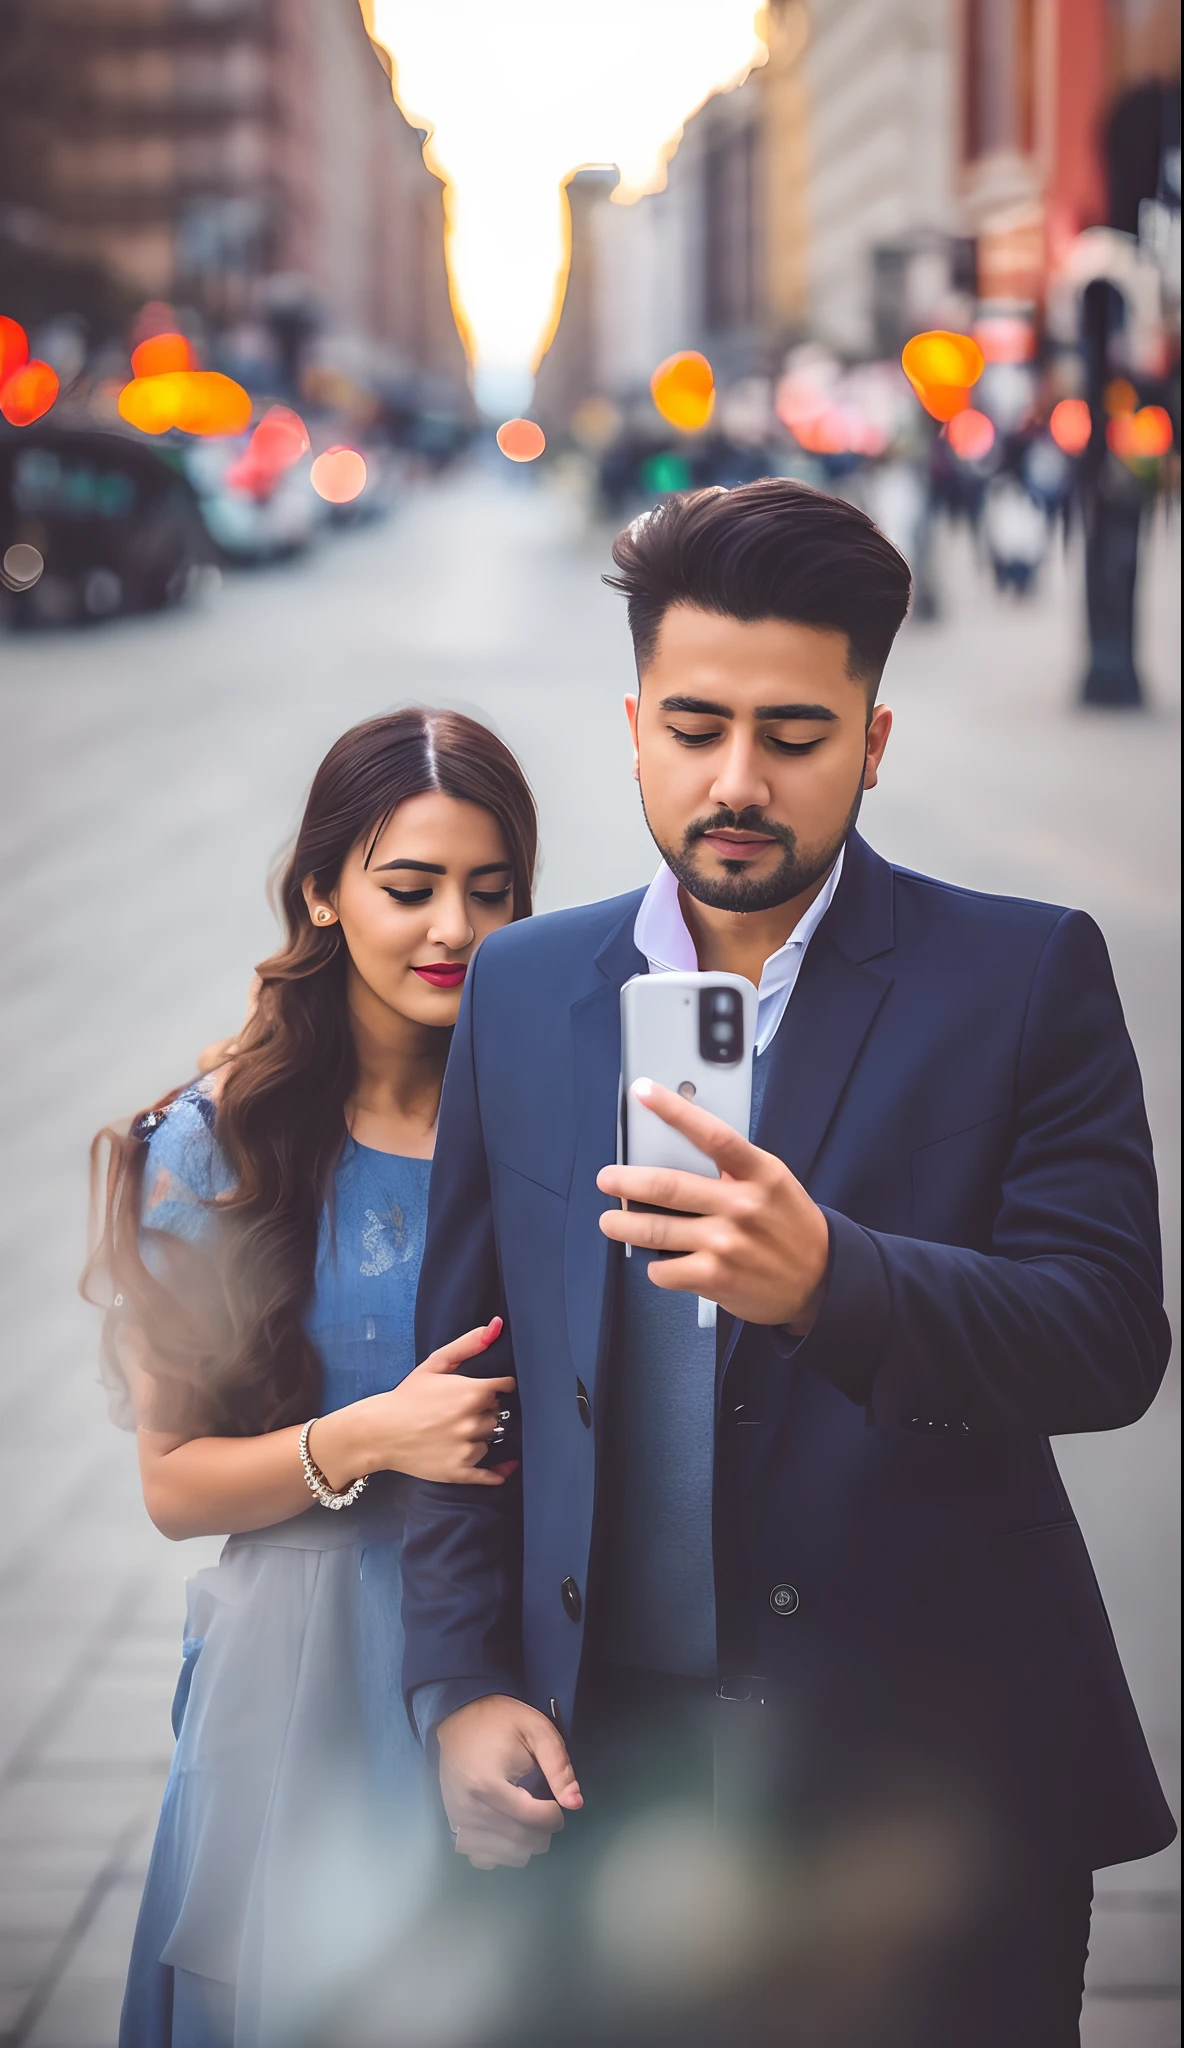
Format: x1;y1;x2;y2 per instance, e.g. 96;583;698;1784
84;708;537;1439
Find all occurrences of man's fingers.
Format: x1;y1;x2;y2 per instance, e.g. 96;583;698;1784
627;1076;760;1177
598;1207;712;1253
475;1780;567;1831
596;1162;731;1213
527;1722;584;1810
420;1318;504;1372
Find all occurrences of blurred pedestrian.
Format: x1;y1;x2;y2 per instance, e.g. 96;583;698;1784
84;709;538;2048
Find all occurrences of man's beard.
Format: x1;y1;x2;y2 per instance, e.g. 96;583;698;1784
647;783;864;913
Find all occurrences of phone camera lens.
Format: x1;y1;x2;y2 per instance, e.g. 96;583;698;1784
699;987;744;1064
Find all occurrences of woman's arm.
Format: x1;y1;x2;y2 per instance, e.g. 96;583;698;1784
134;1320;516;1541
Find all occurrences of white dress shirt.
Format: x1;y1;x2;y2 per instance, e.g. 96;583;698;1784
632;843;845;1054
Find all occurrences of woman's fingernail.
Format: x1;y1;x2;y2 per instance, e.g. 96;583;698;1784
632;1076;654;1101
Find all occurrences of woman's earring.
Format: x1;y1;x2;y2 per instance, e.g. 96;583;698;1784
315;908;335;925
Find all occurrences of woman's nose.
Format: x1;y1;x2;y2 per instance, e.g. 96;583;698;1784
427;894;475;952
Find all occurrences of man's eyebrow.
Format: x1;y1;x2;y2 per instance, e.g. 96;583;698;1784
659;694;839;723
373;858;446;874
756;703;839;722
660;695;734;717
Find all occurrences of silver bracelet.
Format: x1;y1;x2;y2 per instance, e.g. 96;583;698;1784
298;1419;368;1511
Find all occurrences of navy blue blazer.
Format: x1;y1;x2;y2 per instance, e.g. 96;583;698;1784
402;830;1174;1868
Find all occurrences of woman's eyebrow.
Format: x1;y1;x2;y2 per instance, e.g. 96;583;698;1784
373;858;446;874
470;862;512;877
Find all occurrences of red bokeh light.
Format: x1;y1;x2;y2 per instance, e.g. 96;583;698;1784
1;315;29;387
130;332;197;379
310;446;367;503
496;418;546;461
1048;399;1092;456
945;409;996;462
0;358;60;426
225;406;311;499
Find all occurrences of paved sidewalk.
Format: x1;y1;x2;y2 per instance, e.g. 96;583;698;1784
0;471;1178;2044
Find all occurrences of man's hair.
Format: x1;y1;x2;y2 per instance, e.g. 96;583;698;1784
604;478;913;697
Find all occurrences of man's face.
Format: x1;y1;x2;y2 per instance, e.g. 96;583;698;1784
626;605;892;911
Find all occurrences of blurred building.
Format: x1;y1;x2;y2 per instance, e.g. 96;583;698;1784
959;0;1180;304
0;0;469;396
534;0;1179;436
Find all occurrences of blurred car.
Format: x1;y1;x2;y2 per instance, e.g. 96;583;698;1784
0;427;210;628
181;436;319;564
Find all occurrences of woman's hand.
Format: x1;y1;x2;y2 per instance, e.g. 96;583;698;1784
310;1318;517;1490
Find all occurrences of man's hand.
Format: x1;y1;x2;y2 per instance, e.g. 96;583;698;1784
597;1077;830;1333
437;1695;583;1870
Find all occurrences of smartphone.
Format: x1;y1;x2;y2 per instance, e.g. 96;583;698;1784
620;971;757;1178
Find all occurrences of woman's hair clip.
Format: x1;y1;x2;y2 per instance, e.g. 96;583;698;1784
130;1107;169;1143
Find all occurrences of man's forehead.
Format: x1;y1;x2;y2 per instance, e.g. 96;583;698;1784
643;606;856;707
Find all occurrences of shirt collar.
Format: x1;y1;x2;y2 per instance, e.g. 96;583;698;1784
633;842;845;994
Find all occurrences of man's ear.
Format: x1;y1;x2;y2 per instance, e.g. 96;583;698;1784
863;705;892;790
624;693;641;781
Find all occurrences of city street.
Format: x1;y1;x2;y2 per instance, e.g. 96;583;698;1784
0;464;1179;2046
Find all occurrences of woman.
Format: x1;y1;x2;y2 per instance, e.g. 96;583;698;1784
86;708;537;2048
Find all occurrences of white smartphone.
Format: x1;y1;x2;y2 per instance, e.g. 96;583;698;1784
620;970;757;1177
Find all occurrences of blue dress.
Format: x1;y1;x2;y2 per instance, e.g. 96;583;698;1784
120;1088;438;2048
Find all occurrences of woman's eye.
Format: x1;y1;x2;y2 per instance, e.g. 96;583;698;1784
669;727;719;747
383;887;433;905
472;886;512;907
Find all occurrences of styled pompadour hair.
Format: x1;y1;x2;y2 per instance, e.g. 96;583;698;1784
604;478;913;695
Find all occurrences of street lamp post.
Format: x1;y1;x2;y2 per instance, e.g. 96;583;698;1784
1079;279;1144;708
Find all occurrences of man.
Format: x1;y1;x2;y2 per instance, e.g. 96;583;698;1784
401;481;1174;2045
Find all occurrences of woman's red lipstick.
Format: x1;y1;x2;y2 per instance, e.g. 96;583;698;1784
413;963;467;989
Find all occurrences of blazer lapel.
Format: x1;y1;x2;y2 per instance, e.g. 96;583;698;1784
563;904;646;1409
719;832;896;1380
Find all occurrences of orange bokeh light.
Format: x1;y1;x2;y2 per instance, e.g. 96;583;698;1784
130;331;197;379
1103;378;1137;417
650;351;716;432
1048;399;1092;456
310;446;367;503
902;331;984;422
496;417;546;461
117;368;252;437
1107;406;1175;460
945;408;996;462
0;358;60;426
1;315;29;386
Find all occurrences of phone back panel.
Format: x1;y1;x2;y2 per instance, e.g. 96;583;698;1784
621;971;757;1178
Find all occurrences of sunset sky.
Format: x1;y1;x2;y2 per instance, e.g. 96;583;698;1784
367;0;766;413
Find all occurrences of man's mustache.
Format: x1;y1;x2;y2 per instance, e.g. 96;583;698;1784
684;807;797;854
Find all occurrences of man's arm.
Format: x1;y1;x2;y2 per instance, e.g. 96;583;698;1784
599;910;1170;1436
402;952;583;1865
403;952;524;1722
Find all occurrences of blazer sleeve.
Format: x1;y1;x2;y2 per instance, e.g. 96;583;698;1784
400;950;526;1732
797;909;1171;1435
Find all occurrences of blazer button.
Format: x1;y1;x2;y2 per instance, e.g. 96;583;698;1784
561;1576;583;1622
769;1583;800;1616
575;1380;592;1428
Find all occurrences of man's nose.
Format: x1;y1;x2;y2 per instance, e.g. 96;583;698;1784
708;731;772;815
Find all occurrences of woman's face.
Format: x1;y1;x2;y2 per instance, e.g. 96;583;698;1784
304;792;516;1029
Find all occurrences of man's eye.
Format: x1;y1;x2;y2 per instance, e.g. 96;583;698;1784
768;736;825;756
384;887;433;905
472;887;512;906
669;727;720;747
